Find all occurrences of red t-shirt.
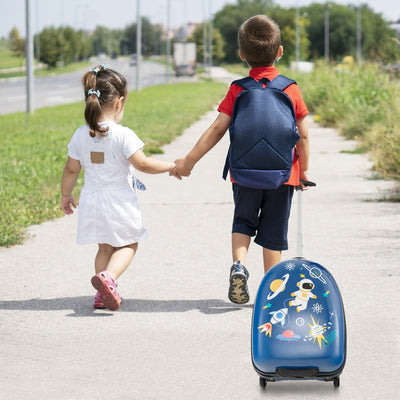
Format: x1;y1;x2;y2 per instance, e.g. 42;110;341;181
218;66;309;186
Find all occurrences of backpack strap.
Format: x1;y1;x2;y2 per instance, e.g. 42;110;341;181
231;76;265;90
267;75;296;91
232;75;296;91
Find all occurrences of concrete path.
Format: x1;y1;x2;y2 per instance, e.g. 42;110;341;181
1;71;399;399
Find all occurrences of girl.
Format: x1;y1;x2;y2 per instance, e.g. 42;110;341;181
61;65;180;311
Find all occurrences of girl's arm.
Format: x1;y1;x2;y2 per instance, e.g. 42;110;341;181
129;150;179;178
61;156;82;214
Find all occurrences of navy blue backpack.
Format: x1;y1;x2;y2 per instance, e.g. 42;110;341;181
223;75;300;189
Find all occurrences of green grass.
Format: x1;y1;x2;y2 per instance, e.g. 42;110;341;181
0;46;25;69
0;80;227;246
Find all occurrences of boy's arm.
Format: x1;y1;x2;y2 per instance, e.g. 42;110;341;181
296;115;310;184
174;112;231;176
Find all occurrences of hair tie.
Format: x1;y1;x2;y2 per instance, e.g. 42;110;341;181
88;88;100;98
89;65;106;74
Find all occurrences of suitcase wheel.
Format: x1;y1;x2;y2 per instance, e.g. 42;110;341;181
259;377;267;388
333;377;340;388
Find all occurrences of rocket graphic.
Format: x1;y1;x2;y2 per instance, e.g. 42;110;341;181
269;308;288;326
258;322;272;337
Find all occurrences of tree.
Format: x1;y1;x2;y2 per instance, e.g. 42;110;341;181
39;27;62;67
213;0;275;63
304;3;400;62
62;26;83;64
9;27;25;57
270;7;310;63
189;24;225;65
120;17;165;56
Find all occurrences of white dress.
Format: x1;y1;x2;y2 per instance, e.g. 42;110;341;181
68;121;148;246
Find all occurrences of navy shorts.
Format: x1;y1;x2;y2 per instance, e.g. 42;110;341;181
232;183;294;251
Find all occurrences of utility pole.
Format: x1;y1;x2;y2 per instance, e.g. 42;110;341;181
356;4;362;64
166;0;171;83
25;0;34;114
324;3;330;63
295;6;300;69
136;0;141;91
208;0;213;75
202;0;207;71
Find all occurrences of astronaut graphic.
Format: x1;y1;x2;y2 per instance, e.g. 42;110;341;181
289;279;317;312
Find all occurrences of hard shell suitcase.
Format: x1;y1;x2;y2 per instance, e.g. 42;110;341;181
251;183;346;388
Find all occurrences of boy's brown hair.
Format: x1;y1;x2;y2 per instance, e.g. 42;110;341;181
238;15;281;68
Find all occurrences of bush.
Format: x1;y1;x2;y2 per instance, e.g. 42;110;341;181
293;61;400;181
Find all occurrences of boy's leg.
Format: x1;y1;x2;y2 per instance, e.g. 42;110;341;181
232;232;251;265
229;233;251;304
263;248;281;274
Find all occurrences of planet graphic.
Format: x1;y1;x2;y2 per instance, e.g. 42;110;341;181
302;263;327;284
323;330;338;346
277;330;301;342
267;273;290;300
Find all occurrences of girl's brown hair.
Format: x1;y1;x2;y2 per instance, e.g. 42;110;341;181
81;65;128;137
238;15;281;68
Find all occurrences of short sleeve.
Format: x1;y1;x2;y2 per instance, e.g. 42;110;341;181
122;127;145;159
217;84;243;117
67;129;82;161
284;84;309;120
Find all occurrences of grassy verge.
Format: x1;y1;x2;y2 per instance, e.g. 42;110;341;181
0;80;227;246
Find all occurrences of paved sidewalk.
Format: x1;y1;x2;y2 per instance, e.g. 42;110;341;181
1;81;399;399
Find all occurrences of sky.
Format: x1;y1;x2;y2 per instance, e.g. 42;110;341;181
0;0;399;39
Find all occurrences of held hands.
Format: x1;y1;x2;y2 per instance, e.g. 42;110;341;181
61;194;77;215
170;157;194;178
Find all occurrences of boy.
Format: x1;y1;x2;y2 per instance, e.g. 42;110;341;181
173;15;310;304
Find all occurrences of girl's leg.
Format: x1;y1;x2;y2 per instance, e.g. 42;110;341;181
263;248;281;274
92;243;138;311
95;243;115;274
95;243;138;279
106;243;138;280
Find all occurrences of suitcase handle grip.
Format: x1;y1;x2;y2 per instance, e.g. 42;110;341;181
296;180;316;191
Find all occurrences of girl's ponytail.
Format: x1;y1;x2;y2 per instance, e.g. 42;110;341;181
81;65;127;137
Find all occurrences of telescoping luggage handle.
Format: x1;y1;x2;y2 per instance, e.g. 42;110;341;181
295;180;316;258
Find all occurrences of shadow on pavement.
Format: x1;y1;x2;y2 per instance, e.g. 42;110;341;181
0;297;252;316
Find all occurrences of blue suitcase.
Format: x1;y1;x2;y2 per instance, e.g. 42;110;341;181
251;183;346;388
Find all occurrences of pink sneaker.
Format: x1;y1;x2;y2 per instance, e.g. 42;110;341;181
93;291;106;309
91;271;121;311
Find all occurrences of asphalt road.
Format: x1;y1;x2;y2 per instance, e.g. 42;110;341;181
0;58;193;114
0;67;399;399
